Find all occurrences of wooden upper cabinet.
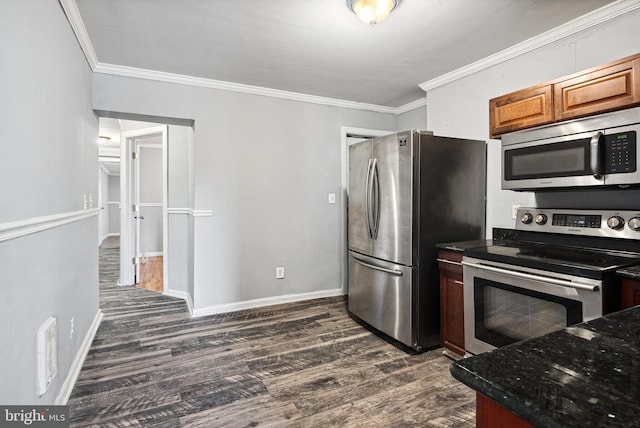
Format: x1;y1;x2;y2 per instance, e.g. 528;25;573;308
554;55;640;121
489;53;640;138
489;84;553;139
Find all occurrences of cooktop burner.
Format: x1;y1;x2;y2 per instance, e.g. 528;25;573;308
463;208;640;279
465;241;640;279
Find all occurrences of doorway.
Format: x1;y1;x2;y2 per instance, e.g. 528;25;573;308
120;125;168;292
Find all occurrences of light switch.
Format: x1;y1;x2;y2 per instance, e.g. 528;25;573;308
328;193;336;204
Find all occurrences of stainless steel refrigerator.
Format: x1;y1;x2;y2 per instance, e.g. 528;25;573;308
348;130;486;351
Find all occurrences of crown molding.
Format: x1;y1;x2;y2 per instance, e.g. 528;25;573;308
419;0;640;93
58;0;98;69
94;62;405;114
394;97;427;114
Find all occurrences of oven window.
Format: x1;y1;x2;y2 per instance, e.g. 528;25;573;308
504;138;590;180
474;279;583;348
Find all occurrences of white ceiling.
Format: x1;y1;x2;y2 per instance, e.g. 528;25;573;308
75;0;616;108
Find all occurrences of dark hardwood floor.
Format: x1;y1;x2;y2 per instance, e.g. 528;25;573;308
69;238;475;427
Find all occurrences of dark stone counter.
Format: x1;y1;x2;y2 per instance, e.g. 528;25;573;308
450;306;640;427
435;239;492;253
617;264;640;280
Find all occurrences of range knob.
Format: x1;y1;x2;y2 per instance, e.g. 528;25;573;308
535;214;548;225
607;216;625;230
521;213;533;224
629;217;640;231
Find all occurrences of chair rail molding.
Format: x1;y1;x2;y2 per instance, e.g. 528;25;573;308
0;209;100;243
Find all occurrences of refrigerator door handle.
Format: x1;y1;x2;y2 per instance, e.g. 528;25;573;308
371;158;380;240
365;158;374;239
352;256;404;276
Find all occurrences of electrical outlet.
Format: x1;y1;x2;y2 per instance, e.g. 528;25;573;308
70;317;74;340
275;266;285;279
512;204;521;220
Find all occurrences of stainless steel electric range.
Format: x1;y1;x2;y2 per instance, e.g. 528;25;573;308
462;207;640;355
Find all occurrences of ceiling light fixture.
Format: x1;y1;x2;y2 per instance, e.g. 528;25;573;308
348;0;399;25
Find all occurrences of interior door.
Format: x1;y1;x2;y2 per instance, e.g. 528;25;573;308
348;139;372;256
120;125;167;287
372;132;413;266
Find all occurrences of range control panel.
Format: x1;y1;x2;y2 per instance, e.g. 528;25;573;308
516;207;640;239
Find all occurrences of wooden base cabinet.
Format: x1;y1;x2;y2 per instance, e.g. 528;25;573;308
621;278;640;309
438;250;465;356
476;393;535;428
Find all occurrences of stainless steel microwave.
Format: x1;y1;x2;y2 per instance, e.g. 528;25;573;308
502;107;640;190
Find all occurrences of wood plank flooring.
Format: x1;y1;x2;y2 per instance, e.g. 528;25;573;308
139;256;164;293
69;239;475;427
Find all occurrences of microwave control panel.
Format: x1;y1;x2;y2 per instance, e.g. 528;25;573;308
605;131;636;174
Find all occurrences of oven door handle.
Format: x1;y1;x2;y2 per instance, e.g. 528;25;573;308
461;261;600;292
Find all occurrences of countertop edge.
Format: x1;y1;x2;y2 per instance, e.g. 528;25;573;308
450;358;561;428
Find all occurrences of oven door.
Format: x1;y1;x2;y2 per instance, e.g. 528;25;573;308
462;257;603;355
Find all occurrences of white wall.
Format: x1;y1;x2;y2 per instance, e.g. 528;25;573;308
397;105;427;131
99;167;110;242
108;175;121;234
167;125;194;297
92;75;396;311
425;9;640;235
0;0;99;404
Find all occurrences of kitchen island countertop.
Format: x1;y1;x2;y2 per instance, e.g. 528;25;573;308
450;305;640;427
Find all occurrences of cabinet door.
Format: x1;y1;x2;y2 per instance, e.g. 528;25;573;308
620;278;640;309
489;85;553;138
554;56;640;121
438;250;465;356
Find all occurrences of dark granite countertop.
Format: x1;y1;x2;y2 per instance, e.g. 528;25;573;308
436;239;492;253
450;306;640;427
617;264;640;280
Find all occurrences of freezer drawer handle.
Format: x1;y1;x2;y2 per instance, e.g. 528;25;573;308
461;261;600;292
353;257;403;276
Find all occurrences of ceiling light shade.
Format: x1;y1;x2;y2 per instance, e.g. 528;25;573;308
348;0;399;25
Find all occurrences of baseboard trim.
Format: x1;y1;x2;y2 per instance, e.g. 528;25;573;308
55;309;103;405
163;289;194;315
0;209;100;243
192;288;345;317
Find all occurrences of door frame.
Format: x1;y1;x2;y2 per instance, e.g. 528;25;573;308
340;126;394;294
120;125;168;290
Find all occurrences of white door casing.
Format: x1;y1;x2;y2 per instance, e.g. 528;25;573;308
120;125;168;289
